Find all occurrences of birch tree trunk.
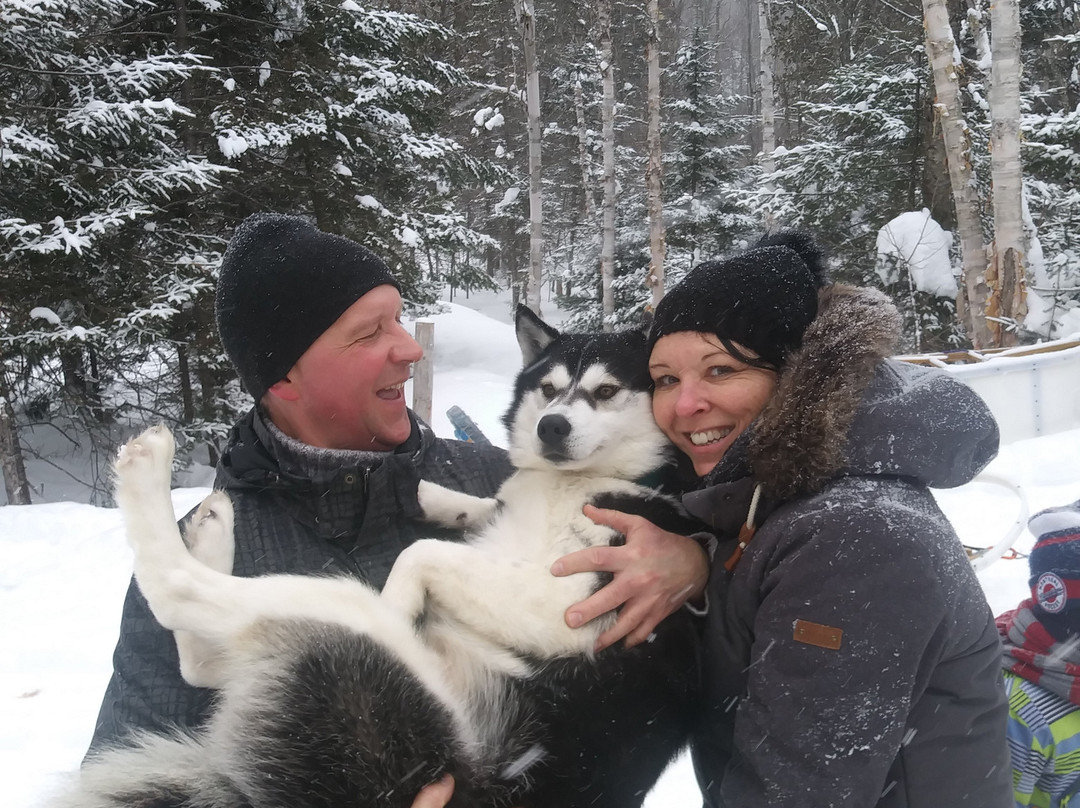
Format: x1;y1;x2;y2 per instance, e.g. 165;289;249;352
645;0;666;310
922;0;993;348
0;367;31;505
520;0;544;314
598;0;616;331
574;75;597;220
987;0;1027;346
757;0;777;230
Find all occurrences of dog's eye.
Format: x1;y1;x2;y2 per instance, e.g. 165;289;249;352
540;383;557;399
594;384;620;401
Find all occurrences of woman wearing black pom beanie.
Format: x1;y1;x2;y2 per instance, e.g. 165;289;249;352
554;232;1012;807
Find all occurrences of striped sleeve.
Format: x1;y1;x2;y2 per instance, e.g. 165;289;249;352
1004;670;1080;807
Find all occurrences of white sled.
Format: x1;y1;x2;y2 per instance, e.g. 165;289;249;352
897;333;1080;445
963;472;1030;572
896;339;1080;570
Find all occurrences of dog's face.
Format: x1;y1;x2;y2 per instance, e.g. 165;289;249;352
503;307;671;479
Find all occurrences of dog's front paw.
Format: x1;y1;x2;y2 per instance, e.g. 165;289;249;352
418;480;497;530
418;480;468;527
184;492;236;574
114;425;176;497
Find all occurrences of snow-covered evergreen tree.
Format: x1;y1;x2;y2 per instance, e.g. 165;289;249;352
747;54;929;284
1;0;509;495
554;0;668;333
0;0;228;498
664;28;755;277
1018;0;1080;338
192;0;497;297
745;1;972;349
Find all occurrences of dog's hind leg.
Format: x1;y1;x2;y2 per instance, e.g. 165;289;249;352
114;425;193;577
114;426;245;637
116;430;397;639
112;426;277;644
174;492;235;687
114;429;465;698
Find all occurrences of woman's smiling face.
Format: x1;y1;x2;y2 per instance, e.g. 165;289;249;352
649;331;778;477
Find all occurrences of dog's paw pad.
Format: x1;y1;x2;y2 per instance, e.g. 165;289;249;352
139;424;175;458
116;425;175;467
114;426;178;499
114;439;159;480
115;439;148;468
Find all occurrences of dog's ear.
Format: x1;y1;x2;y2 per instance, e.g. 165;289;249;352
515;305;560;365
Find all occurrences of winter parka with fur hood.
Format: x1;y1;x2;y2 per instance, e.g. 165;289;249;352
685;285;1013;807
86;407;513;757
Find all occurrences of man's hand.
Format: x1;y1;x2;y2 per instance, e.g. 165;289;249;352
411;774;454;808
551;504;709;651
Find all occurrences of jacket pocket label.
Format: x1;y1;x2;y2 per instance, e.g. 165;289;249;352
793;619;843;650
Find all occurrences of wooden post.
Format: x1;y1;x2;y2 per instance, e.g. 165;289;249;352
412;319;435;424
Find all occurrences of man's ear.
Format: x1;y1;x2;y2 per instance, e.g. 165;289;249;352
266;376;300;402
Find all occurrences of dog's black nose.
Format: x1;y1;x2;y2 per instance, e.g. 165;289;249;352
537;414;572;446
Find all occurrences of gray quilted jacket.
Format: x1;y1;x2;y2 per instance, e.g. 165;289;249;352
86;408;512;755
686;286;1013;807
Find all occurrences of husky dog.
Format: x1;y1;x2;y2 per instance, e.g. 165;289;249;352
66;307;700;808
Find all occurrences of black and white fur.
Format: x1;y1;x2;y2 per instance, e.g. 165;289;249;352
62;307;700;808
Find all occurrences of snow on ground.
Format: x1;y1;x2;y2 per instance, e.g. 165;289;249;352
2;289;1079;807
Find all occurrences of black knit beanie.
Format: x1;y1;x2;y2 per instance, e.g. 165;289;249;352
216;213;400;401
647;231;829;368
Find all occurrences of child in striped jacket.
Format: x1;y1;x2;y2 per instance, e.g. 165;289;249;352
998;498;1080;807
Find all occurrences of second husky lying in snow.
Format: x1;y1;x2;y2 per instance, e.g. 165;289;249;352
67;308;701;808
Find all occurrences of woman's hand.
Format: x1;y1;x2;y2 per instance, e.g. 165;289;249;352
411;774;454;808
551;504;710;651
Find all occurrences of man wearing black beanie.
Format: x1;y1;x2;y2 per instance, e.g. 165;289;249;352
87;214;514;808
214;212;416;451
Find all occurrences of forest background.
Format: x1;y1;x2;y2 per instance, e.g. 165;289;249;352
3;0;1080;505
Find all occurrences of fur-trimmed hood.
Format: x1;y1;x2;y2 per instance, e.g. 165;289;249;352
693;284;1000;504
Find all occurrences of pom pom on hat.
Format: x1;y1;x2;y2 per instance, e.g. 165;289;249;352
647;231;829;368
215;213;400;402
1028;498;1080;642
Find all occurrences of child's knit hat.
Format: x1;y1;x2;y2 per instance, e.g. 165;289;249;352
1029;498;1080;641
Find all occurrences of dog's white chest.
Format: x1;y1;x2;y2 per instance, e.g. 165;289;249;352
471;474;620;563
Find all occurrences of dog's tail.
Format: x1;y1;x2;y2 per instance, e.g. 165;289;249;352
48;732;235;808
